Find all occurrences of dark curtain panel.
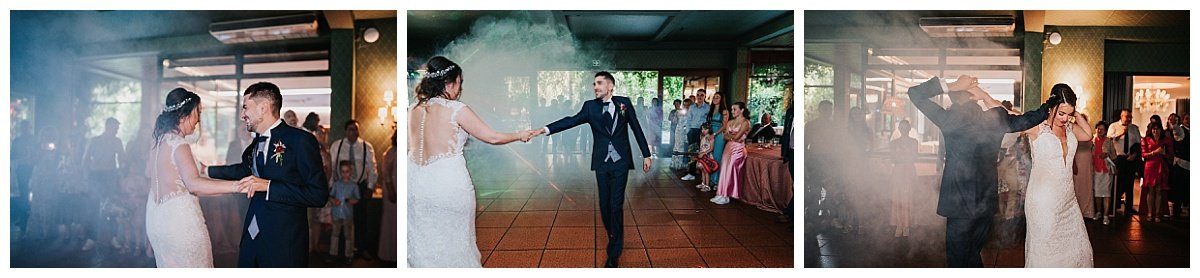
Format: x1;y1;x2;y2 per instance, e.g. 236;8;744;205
1177;98;1190;116
1103;73;1133;123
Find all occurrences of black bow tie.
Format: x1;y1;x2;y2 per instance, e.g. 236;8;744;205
254;136;268;144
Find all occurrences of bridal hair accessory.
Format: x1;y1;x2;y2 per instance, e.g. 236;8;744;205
163;97;193;113
426;65;456;79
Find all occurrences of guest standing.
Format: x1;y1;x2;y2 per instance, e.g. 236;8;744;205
1108;109;1141;215
1092;122;1116;225
707;93;729;185
890;120;917;237
329;120;379;260
671;99;692;170
681;89;710;181
1073;114;1095;219
1141;120;1169;222
1168;114;1189;219
711;102;751;205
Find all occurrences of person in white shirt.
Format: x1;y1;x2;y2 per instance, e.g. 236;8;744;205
328;119;379;260
1107;108;1141;215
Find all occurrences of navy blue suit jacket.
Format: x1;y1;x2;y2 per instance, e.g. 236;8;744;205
546;96;651;171
208;123;328;267
909;77;1047;219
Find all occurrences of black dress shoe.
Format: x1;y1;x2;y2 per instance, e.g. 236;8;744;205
604;257;618;268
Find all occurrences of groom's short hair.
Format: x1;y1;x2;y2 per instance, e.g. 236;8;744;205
595;71;616;86
244;82;283;116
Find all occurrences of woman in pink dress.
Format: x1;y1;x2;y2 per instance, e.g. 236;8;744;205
711;102;752;205
1141;120;1170;222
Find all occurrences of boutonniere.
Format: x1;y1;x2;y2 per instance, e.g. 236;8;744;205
618;103;627;117
271;141;286;164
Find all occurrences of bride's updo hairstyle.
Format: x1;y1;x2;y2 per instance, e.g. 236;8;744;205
153;88;201;146
414;56;463;105
1048;83;1078;108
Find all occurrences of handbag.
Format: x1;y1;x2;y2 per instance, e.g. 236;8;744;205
698;154;719;173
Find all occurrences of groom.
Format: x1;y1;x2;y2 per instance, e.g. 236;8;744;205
535;71;652;268
209;82;329;267
908;75;1055;267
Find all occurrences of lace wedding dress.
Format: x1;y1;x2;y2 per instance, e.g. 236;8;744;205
1024;124;1093;267
407;97;482;267
145;133;214;267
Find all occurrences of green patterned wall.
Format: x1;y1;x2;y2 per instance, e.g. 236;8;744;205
1040;26;1189;123
352;18;399;166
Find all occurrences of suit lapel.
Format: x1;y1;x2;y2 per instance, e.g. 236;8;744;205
612;100;622;135
598;101;614;136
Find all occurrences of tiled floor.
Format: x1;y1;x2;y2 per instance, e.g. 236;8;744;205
8;230;394;268
465;143;794;268
804;173;1190;268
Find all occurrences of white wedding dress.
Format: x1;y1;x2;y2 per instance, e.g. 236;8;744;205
146;133;214;267
1024;124;1093;267
407;97;482;267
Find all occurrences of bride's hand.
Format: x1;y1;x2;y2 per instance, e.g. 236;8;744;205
519;130;534;143
234;181;251;194
239;176;270;198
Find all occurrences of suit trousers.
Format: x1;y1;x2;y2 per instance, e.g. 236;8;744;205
687;128;701;173
945;216;991;267
1115;156;1137;212
596;162;629;259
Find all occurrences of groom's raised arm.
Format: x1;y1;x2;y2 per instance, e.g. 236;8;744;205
265;134;329;208
1001;103;1050;133
545;102;589;135
909;77;970;131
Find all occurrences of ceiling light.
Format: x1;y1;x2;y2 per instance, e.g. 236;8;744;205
1048;32;1062;45
363;27;380;43
210;13;319;44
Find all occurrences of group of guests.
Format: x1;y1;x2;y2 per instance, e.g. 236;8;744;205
803;100;876;234
1084;110;1188;223
283;111;398;266
669;89;782;205
13;118;154;256
10;110;398;267
996;108;1190;228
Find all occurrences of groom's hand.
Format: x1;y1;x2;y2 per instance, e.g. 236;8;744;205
239;176;270;198
643;157;652;173
947;75;979;92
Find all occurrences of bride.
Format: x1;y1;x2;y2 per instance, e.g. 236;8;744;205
1018;84;1095;267
407;56;535;267
145;88;249;267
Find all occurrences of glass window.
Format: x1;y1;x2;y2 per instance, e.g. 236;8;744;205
87;80;141;144
749;62;792;125
803;62;834;120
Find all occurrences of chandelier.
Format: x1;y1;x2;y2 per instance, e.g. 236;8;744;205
1134;86;1171;113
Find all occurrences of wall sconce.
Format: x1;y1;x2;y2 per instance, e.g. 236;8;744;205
378;89;397;126
363;27;380;43
1046;31;1063;46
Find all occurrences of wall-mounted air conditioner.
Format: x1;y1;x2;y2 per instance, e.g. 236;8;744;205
919;16;1015;38
210;13;319;44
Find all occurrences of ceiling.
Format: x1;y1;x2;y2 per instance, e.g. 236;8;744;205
1133;76;1190;99
1041;10;1189;28
11;10;396;47
408;10;793;48
805;10;1188;29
